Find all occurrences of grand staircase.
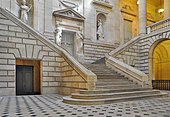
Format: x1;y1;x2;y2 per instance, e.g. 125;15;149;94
63;64;168;105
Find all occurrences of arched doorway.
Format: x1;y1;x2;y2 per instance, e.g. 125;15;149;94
150;39;170;90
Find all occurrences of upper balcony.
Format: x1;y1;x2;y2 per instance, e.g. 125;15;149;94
146;17;170;34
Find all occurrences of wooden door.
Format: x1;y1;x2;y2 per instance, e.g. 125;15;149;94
16;66;34;95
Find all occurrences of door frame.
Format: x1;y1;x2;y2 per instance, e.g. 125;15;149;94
16;59;42;95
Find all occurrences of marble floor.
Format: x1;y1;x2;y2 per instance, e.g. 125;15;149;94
0;94;170;117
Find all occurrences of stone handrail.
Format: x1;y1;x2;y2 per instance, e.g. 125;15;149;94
105;54;150;87
0;8;97;90
146;17;170;34
109;36;140;57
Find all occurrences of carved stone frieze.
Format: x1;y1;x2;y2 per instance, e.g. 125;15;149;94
92;0;113;9
53;8;85;21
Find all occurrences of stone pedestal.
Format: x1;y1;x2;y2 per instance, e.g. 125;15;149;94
139;0;146;35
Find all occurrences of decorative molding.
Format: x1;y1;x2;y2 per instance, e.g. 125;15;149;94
58;22;82;31
121;9;136;17
92;0;113;9
53;8;85;21
58;0;78;9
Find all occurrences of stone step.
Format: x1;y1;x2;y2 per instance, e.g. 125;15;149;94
89;68;114;70
96;74;121;77
89;68;114;73
96;84;140;89
92;72;118;75
92;70;115;72
71;90;161;99
96;76;126;78
83;64;106;66
97;78;130;82
84;64;106;66
96;76;126;79
96;81;135;86
96;80;133;84
85;67;109;70
63;92;168;105
79;87;151;94
87;67;112;69
96;74;123;77
87;66;110;68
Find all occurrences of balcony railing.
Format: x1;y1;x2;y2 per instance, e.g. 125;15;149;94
152;80;170;90
146;18;170;34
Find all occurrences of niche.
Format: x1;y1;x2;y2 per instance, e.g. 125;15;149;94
96;13;106;40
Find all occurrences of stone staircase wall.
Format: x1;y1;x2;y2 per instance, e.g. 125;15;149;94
84;40;117;63
109;36;141;69
0;8;96;96
113;42;140;67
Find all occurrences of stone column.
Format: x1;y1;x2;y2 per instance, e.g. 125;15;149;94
0;0;2;7
164;0;170;19
139;0;146;35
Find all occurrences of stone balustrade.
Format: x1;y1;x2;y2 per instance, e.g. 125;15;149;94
146;18;170;34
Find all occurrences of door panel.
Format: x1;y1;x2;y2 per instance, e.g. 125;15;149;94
61;32;74;56
16;66;33;95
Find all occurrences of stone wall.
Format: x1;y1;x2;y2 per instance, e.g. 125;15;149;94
109;36;140;68
0;12;89;96
84;40;116;63
114;42;140;67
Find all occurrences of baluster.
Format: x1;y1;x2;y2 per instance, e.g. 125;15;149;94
165;80;167;90
166;80;168;90
163;21;165;29
165;20;168;28
169;80;170;90
147;18;170;33
157;80;159;89
163;80;165;90
161;80;162;90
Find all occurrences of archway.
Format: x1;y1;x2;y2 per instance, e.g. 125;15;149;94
149;39;170;90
